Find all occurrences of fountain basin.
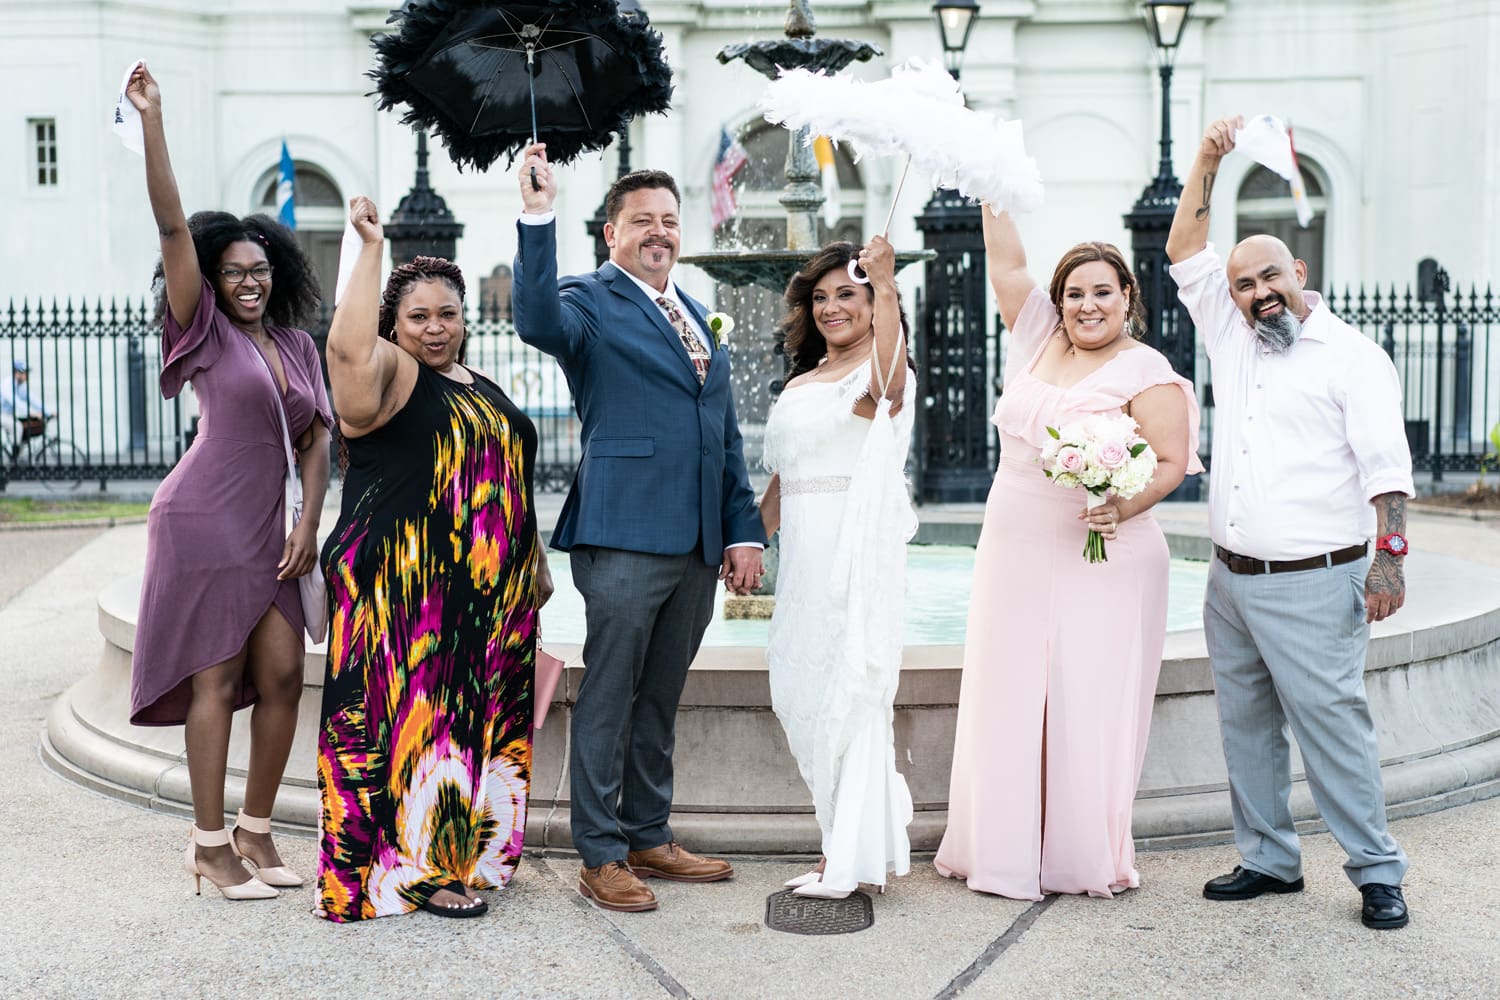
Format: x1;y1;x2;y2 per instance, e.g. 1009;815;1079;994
42;531;1500;854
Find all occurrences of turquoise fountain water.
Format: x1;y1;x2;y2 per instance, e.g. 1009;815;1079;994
540;546;1210;646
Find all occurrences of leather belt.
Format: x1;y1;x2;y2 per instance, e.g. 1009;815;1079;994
1214;541;1368;575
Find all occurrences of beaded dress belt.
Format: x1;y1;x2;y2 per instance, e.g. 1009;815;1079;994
1214;541;1368;576
780;476;852;496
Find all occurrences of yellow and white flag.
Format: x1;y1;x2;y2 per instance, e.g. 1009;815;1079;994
813;135;840;228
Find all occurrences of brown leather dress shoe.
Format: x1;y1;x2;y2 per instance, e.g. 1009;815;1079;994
578;861;658;912
626;842;734;883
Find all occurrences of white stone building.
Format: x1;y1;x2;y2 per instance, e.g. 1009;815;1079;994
5;0;1496;306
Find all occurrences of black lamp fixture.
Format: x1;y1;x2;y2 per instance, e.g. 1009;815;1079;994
1138;0;1193;199
586;0;646;264
1143;0;1193;64
931;0;980;80
386;129;465;266
1122;0;1198;494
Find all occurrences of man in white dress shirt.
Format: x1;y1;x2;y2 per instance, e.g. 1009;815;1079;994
1166;116;1412;930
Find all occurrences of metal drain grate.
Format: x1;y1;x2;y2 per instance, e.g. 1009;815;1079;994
764;888;874;935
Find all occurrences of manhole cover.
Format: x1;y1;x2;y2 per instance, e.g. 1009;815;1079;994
764;888;874;935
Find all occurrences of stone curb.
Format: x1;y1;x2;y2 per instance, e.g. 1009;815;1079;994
0;514;149;532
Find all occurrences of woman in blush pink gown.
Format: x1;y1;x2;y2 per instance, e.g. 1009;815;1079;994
934;210;1202;900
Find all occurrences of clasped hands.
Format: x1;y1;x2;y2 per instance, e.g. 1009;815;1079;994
721;547;764;596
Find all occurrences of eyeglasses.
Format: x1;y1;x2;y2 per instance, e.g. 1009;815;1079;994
219;264;273;284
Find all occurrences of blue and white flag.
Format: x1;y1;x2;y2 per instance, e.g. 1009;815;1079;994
276;140;296;230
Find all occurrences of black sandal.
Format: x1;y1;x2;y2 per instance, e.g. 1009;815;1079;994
419;881;489;918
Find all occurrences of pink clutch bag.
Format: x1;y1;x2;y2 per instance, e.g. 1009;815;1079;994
534;645;565;729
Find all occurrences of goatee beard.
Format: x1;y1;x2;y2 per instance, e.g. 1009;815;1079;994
1253;306;1302;354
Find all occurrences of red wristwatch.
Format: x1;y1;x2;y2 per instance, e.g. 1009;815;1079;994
1376;533;1409;556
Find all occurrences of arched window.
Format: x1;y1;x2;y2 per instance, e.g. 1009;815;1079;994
710;122;865;424
255;162;345;298
1236;160;1329;291
478;264;513;321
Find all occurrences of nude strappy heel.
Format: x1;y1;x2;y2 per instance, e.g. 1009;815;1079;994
185;826;278;900
229;810;305;888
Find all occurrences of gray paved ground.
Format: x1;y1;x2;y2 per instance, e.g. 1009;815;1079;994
1;508;1498;999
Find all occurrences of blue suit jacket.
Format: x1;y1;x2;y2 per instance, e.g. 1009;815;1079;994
512;220;766;563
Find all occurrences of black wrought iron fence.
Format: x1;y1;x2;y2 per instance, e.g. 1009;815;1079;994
1196;280;1499;478
981;277;1495;486
1;297;182;490
8;276;1495;491
1329;281;1497;478
0;297;584;491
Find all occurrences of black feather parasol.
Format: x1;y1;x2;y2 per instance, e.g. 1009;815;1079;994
371;0;674;172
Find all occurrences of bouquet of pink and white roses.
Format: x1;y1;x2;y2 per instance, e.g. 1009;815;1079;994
1039;412;1157;563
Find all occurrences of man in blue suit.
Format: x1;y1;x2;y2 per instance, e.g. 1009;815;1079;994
513;143;766;913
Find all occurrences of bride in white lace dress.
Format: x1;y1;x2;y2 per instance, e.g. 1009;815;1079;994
759;237;917;898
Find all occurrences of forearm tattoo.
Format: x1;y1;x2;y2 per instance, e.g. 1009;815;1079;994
1194;171;1216;221
1369;492;1407;595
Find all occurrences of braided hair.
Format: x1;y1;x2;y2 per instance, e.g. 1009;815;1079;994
378;255;467;342
336;255;468;474
151;211;321;327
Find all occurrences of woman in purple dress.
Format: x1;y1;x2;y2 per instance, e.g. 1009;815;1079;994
127;63;331;900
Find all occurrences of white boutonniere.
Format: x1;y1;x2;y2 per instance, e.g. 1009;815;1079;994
706;312;735;348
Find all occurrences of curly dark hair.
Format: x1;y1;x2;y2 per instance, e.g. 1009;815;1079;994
605;169;681;223
781;241;916;382
151;212;321;327
1047;241;1146;341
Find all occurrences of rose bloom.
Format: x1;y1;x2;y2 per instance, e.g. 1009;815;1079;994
1056;446;1086;474
1097;440;1129;469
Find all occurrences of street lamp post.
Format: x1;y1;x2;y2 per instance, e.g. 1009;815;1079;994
1123;1;1193;375
585;0;644;265
915;0;989;503
585;129;633;266
386;129;465;266
1122;0;1197;498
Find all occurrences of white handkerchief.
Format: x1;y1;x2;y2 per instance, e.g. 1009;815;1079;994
1233;113;1298;181
113;60;146;155
333;220;366;306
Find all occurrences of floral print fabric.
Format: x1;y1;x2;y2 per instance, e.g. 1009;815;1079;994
316;367;537;921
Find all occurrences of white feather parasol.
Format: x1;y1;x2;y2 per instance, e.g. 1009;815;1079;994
759;59;1044;218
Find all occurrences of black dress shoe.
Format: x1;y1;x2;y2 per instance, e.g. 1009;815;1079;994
1360;883;1409;929
1202;865;1305;901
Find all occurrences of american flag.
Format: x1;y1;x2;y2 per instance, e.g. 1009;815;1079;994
710;127;749;228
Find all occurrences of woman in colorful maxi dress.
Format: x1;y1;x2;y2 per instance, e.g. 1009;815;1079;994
315;197;552;921
760;238;917;899
126;63;331;901
935;209;1202;900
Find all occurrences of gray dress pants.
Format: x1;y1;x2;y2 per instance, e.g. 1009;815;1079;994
1204;556;1408;887
567;545;718;868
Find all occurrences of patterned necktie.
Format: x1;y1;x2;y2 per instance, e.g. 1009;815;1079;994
656;295;710;384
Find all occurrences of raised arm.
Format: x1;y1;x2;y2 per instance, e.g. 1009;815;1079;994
982;208;1038;331
325;196;404;434
512;142;596;361
1167;115;1242;264
127;63;200;328
856;235;907;409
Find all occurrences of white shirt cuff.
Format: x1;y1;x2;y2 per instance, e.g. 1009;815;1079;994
518;211;555;226
725;542;764;551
